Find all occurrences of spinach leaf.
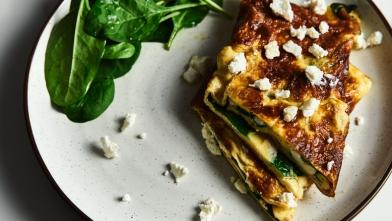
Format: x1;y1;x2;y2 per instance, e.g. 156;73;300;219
144;20;174;43
98;42;141;79
63;68;115;122
85;0;206;42
330;3;357;19
45;0;106;107
165;0;211;49
103;42;135;59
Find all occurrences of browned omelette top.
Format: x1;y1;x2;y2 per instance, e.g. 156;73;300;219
206;0;372;196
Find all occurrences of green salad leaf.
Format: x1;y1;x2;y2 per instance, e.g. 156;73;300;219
103;42;136;59
45;0;106;107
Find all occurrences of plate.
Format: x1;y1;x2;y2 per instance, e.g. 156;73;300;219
24;0;392;220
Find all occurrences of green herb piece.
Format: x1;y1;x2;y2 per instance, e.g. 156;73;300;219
330;3;357;19
45;0;106;107
103;42;136;59
165;0;211;49
62;69;115;122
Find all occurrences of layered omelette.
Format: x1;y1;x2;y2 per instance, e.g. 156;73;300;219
193;0;372;220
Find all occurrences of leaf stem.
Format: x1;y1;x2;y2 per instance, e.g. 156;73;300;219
162;2;207;14
201;0;232;18
159;11;181;23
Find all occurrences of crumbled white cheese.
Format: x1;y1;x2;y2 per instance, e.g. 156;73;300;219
300;98;320;117
270;0;294;22
228;53;247;74
275;89;291;99
308;43;328;58
319;21;329;34
189;56;212;75
121;194;131;202
162;170;169;176
367;31;383;47
310;0;327;15
233;178;248;194
354;34;367;50
100;136;119;159
183;56;213;84
264;41;280;59
121;113;136;132
283;40;302;57
279;192;297;208
199;198;222;221
324;74;339;87
183;67;200;84
326;161;334;171
305;65;325;86
137;133;147;139
306;27;320;39
327;137;333;144
354;116;364;126
283;106;298;122
249;78;272;91
169;162;189;183
290;25;307;40
344;144;354;158
201;124;221;156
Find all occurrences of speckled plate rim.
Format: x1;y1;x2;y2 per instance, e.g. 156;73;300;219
22;1;392;221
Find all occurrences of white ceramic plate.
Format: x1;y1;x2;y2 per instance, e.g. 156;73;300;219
25;0;392;220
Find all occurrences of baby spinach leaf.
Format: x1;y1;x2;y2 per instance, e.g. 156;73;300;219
165;0;210;49
98;42;141;79
144;20;174;43
85;0;206;42
62;69;115;123
103;42;135;59
331;3;357;19
45;0;106;107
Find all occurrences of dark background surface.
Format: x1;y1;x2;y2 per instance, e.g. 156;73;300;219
0;0;83;220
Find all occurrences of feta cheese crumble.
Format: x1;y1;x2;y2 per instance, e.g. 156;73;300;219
290;25;307;40
137;133;147;139
121;194;131;202
279;192;297;208
300;98;320;117
326;161;334;171
100;136;119;159
183;56;213;84
310;0;327;15
264;41;280;59
366;31;383;47
308;43;328;58
228;53;247;74
283;106;298;122
305;66;325;85
249;78;272;91
319;21;329;34
162;170;169;176
306;27;320;39
283;40;302;57
199;198;222;221
121;113;136;132
270;0;294;22
201;124;221;156
354;34;367;50
324;74;339;87
327;137;333;144
169;162;189;183
275;89;291;99
354;116;364;126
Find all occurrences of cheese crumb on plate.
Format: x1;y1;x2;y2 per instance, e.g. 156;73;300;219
100;136;119;159
199;198;222;221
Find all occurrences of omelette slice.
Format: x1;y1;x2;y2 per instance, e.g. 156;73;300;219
205;0;371;196
193;93;300;221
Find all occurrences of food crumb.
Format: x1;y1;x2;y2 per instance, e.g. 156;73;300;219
137;133;147;139
354;116;364;126
121;194;131;202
